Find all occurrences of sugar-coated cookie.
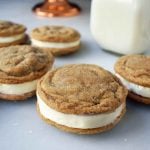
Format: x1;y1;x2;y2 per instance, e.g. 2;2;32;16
0;45;54;101
37;64;127;134
31;26;81;56
0;20;27;47
115;55;150;104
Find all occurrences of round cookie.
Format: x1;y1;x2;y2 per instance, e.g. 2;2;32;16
114;55;150;104
0;20;27;47
0;45;54;101
37;64;127;134
30;26;81;56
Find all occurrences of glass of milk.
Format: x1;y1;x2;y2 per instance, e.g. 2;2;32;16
90;0;150;55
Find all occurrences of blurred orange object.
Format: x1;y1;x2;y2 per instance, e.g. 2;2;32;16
32;0;81;17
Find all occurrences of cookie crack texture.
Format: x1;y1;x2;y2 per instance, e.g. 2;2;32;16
0;20;26;36
0;45;53;77
31;26;80;42
39;64;127;114
115;55;150;87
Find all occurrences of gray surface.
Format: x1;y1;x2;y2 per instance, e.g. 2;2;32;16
0;0;150;150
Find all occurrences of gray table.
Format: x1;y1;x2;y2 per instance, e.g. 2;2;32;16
0;0;149;150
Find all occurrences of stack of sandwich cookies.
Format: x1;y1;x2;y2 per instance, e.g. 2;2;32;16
0;45;54;101
37;64;127;134
31;26;81;56
115;55;150;104
0;21;27;47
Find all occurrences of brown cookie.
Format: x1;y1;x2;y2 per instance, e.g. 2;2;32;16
128;92;150;105
0;20;27;47
0;91;35;101
37;64;127;134
0;35;28;48
114;55;150;104
0;45;54;101
31;25;81;56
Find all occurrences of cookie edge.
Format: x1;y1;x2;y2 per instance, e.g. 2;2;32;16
37;102;126;134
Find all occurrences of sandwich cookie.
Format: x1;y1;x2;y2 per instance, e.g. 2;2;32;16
37;64;127;134
0;45;54;101
31;26;81;56
115;55;150;104
0;20;27;47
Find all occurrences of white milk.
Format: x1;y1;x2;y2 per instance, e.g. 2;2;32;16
91;0;150;54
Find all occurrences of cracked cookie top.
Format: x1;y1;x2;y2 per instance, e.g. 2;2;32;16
0;45;54;83
115;55;150;87
31;25;81;42
38;64;127;115
0;20;26;36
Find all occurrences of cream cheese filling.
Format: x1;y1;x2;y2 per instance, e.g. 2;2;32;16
0;79;38;95
37;93;124;129
0;33;25;43
116;74;150;98
31;38;80;49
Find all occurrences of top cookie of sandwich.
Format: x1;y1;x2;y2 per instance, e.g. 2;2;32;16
0;20;26;36
115;55;150;87
38;64;127;115
31;26;81;42
0;45;54;84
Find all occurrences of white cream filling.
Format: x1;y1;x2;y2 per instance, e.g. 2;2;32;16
116;74;150;98
31;38;80;49
0;33;25;43
37;93;124;129
0;79;38;95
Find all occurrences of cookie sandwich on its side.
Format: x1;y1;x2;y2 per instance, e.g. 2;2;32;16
115;55;150;104
30;25;81;56
0;45;54;101
37;64;127;134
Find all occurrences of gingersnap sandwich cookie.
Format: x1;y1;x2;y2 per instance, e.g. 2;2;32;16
0;20;27;47
115;55;150;104
37;64;127;134
31;25;81;56
0;45;54;101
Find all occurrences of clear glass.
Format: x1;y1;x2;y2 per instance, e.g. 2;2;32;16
90;0;150;54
